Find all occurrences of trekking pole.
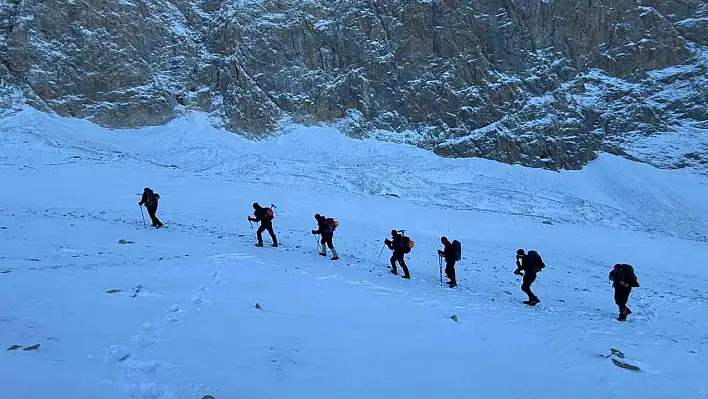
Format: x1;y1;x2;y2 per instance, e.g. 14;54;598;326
376;243;386;262
249;219;253;229
314;234;320;253
139;205;147;230
439;255;443;287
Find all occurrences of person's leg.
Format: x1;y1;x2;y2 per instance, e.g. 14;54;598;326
325;234;338;259
147;206;161;226
389;254;398;274
522;273;538;302
266;224;278;246
256;224;265;246
399;255;410;278
319;236;327;255
445;260;456;286
615;288;630;320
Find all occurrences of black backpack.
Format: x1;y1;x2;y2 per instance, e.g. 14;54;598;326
145;191;159;207
451;240;462;261
400;236;414;253
264;207;274;220
325;218;338;233
526;250;545;272
610;264;639;287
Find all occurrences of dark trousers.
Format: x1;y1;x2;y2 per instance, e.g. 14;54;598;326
320;233;334;249
257;222;277;244
390;251;410;277
521;272;538;301
614;287;631;315
146;205;162;226
445;260;456;284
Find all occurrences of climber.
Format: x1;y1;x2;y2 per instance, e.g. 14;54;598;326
609;264;640;321
514;249;544;306
138;187;163;228
311;213;339;260
384;230;410;279
248;202;278;247
437;236;459;288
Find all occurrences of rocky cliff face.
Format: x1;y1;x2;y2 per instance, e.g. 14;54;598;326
1;0;706;170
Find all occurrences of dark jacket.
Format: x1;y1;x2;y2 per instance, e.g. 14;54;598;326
611;266;640;290
440;242;456;263
313;216;328;235
387;234;405;252
518;252;543;274
139;190;159;207
252;207;272;224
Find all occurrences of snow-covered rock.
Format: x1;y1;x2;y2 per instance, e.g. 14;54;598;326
0;0;706;170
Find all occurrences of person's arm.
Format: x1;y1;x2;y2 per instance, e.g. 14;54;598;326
514;256;523;274
138;192;147;206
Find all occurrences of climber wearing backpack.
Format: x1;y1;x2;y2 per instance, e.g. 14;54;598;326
138;187;163;228
311;214;339;260
609;264;640;321
438;237;460;288
514;249;544;306
248;202;278;247
384;230;411;279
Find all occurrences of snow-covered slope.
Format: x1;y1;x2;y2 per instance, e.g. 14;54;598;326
1;109;707;399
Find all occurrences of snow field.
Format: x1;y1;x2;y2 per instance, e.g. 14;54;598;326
1;109;707;399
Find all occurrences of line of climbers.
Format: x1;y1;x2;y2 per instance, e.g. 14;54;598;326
137;187;640;322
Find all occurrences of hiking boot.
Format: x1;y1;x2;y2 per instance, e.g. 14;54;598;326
523;300;531;305
390;269;398;276
271;243;278;248
530;298;540;306
255;242;264;247
618;313;627;321
448;282;457;288
156;224;163;229
319;252;327;257
402;275;410;279
331;255;339;260
625;307;632;315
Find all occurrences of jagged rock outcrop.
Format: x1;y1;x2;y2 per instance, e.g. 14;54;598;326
1;0;706;170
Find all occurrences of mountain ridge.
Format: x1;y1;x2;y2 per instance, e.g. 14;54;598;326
1;0;706;170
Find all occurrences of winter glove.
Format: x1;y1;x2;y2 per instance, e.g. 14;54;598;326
311;230;317;234
437;250;444;256
514;269;522;276
248;217;255;222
